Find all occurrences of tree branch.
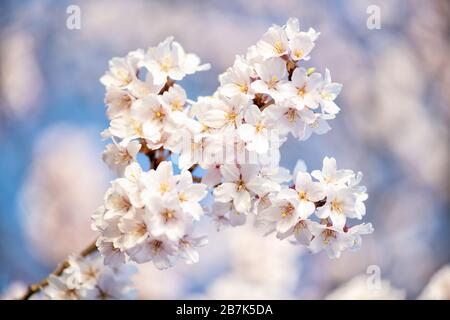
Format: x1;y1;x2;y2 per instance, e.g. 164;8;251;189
20;240;98;300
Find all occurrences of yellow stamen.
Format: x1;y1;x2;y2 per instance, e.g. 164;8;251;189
158;182;170;194
179;192;187;202
160;57;171;72
286;109;297;123
236;180;246;191
298;191;308;200
268;76;278;89
255;123;265;133
294;49;303;59
331;199;343;214
151;240;162;253
239;83;248;93
172;99;183;111
273;41;285;54
155;110;164;119
298;86;306;97
322;229;336;245
226;112;237;122
162;209;175;221
280;203;295;218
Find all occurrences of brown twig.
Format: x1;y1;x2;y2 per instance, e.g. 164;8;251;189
192;176;202;183
20;240;98;300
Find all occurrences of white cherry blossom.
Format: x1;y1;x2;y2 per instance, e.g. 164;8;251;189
256;25;289;59
102;139;141;175
251;57;288;101
238;105;274;154
140;36;210;84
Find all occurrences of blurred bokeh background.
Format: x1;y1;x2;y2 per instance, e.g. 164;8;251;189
0;0;449;299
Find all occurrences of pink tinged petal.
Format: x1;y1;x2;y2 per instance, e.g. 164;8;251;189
259;207;281;222
165;222;185;242
323;100;340;114
254;62;269;80
326;244;342;259
308;183;326;202
278;82;297;97
238;123;256;142
355;201;366;218
294;224;312;245
277;215;297;234
312;117;331;135
272;57;288;79
220;83;241;96
142;123;162;142
251;80;270;95
213;182;236;202
240;164;259;182
292;120;306;139
291;68;307;86
298;200;316;219
183;183;207;201
278;188;298;200
245;179;269;196
181;246;200;264
329;211;346;229
251;134;269;154
315;204;331;219
220;165;240;182
203;109;228;128
233;189;251;213
153;255;172;270
308;236;325;254
350;223;374;235
126;243;152;264
311;169;323;181
229;210;247;226
181;202;204;220
295;172;312;190
202;167;222;187
323;157;337;177
245;105;262;124
299;108;316;123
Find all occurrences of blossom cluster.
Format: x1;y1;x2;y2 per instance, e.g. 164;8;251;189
256;157;372;259
94;17;372;271
187;17;339;170
92;162;208;269
96;36;210;269
100;36;210;175
42;253;136;300
201;18;372;258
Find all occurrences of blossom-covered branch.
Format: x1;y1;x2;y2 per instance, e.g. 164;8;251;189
21;240;98;299
22;17;373;299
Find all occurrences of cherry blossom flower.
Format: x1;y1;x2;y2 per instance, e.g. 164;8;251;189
251;57;288;101
256;25;289;59
238;105;275;154
311;156;354;187
102;139;141;175
288;33;315;61
281;171;325;219
218;57;253;98
214;164;275;214
140;36;210;84
316;188;358;228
